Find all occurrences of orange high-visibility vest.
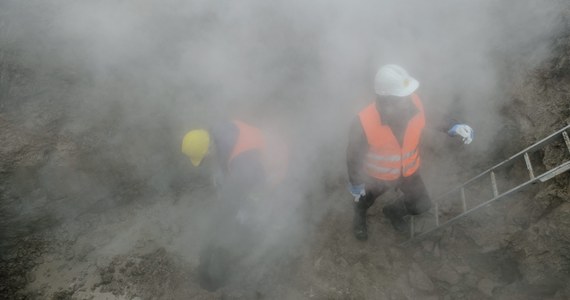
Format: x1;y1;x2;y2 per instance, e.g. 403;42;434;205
358;94;425;181
229;120;265;163
229;120;288;186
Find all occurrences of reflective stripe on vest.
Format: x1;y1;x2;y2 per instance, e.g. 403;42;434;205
358;94;426;181
402;149;417;160
366;152;401;162
403;156;420;174
364;163;401;175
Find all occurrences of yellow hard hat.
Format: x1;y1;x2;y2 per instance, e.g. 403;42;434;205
181;129;210;166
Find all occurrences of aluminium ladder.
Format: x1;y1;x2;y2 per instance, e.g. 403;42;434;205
401;124;570;246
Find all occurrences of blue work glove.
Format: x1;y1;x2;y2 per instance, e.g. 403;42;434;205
448;124;474;144
348;184;366;202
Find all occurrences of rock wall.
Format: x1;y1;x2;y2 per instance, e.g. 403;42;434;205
500;16;570;297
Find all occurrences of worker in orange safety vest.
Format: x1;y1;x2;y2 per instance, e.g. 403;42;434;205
347;64;475;240
181;119;288;290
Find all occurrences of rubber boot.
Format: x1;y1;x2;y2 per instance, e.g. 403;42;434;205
382;200;409;233
353;205;368;241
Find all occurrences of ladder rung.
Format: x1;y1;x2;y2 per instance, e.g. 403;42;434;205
434;202;439;227
563;131;570;154
490;171;499;197
524;152;535;179
460;187;467;212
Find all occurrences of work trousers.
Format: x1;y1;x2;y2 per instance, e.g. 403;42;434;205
355;172;432;216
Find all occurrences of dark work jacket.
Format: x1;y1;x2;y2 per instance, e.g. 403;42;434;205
210;121;266;200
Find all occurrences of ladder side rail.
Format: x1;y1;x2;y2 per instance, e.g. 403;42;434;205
539;161;570;182
506;124;570;158
403;125;570;245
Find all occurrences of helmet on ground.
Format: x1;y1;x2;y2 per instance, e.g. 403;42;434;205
374;64;419;97
181;129;210;166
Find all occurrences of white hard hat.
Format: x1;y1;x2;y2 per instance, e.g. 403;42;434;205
374;64;419;97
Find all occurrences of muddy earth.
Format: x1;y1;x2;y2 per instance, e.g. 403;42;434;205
1;2;570;300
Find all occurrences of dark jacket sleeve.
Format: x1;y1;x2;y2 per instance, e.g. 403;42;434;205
227;150;266;189
217;149;266;207
423;95;464;135
434;117;459;135
347;117;368;185
210;121;238;173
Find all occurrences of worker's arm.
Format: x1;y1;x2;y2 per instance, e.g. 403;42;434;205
210;121;239;174
426;97;475;144
346;117;368;186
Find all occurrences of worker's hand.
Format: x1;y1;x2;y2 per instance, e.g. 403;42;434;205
348;184;366;202
448;124;474;144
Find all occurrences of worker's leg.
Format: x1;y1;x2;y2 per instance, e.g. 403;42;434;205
353;193;373;240
353;180;387;240
399;173;432;215
383;172;431;232
382;198;409;232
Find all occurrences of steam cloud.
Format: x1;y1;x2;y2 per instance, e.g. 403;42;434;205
0;0;565;291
